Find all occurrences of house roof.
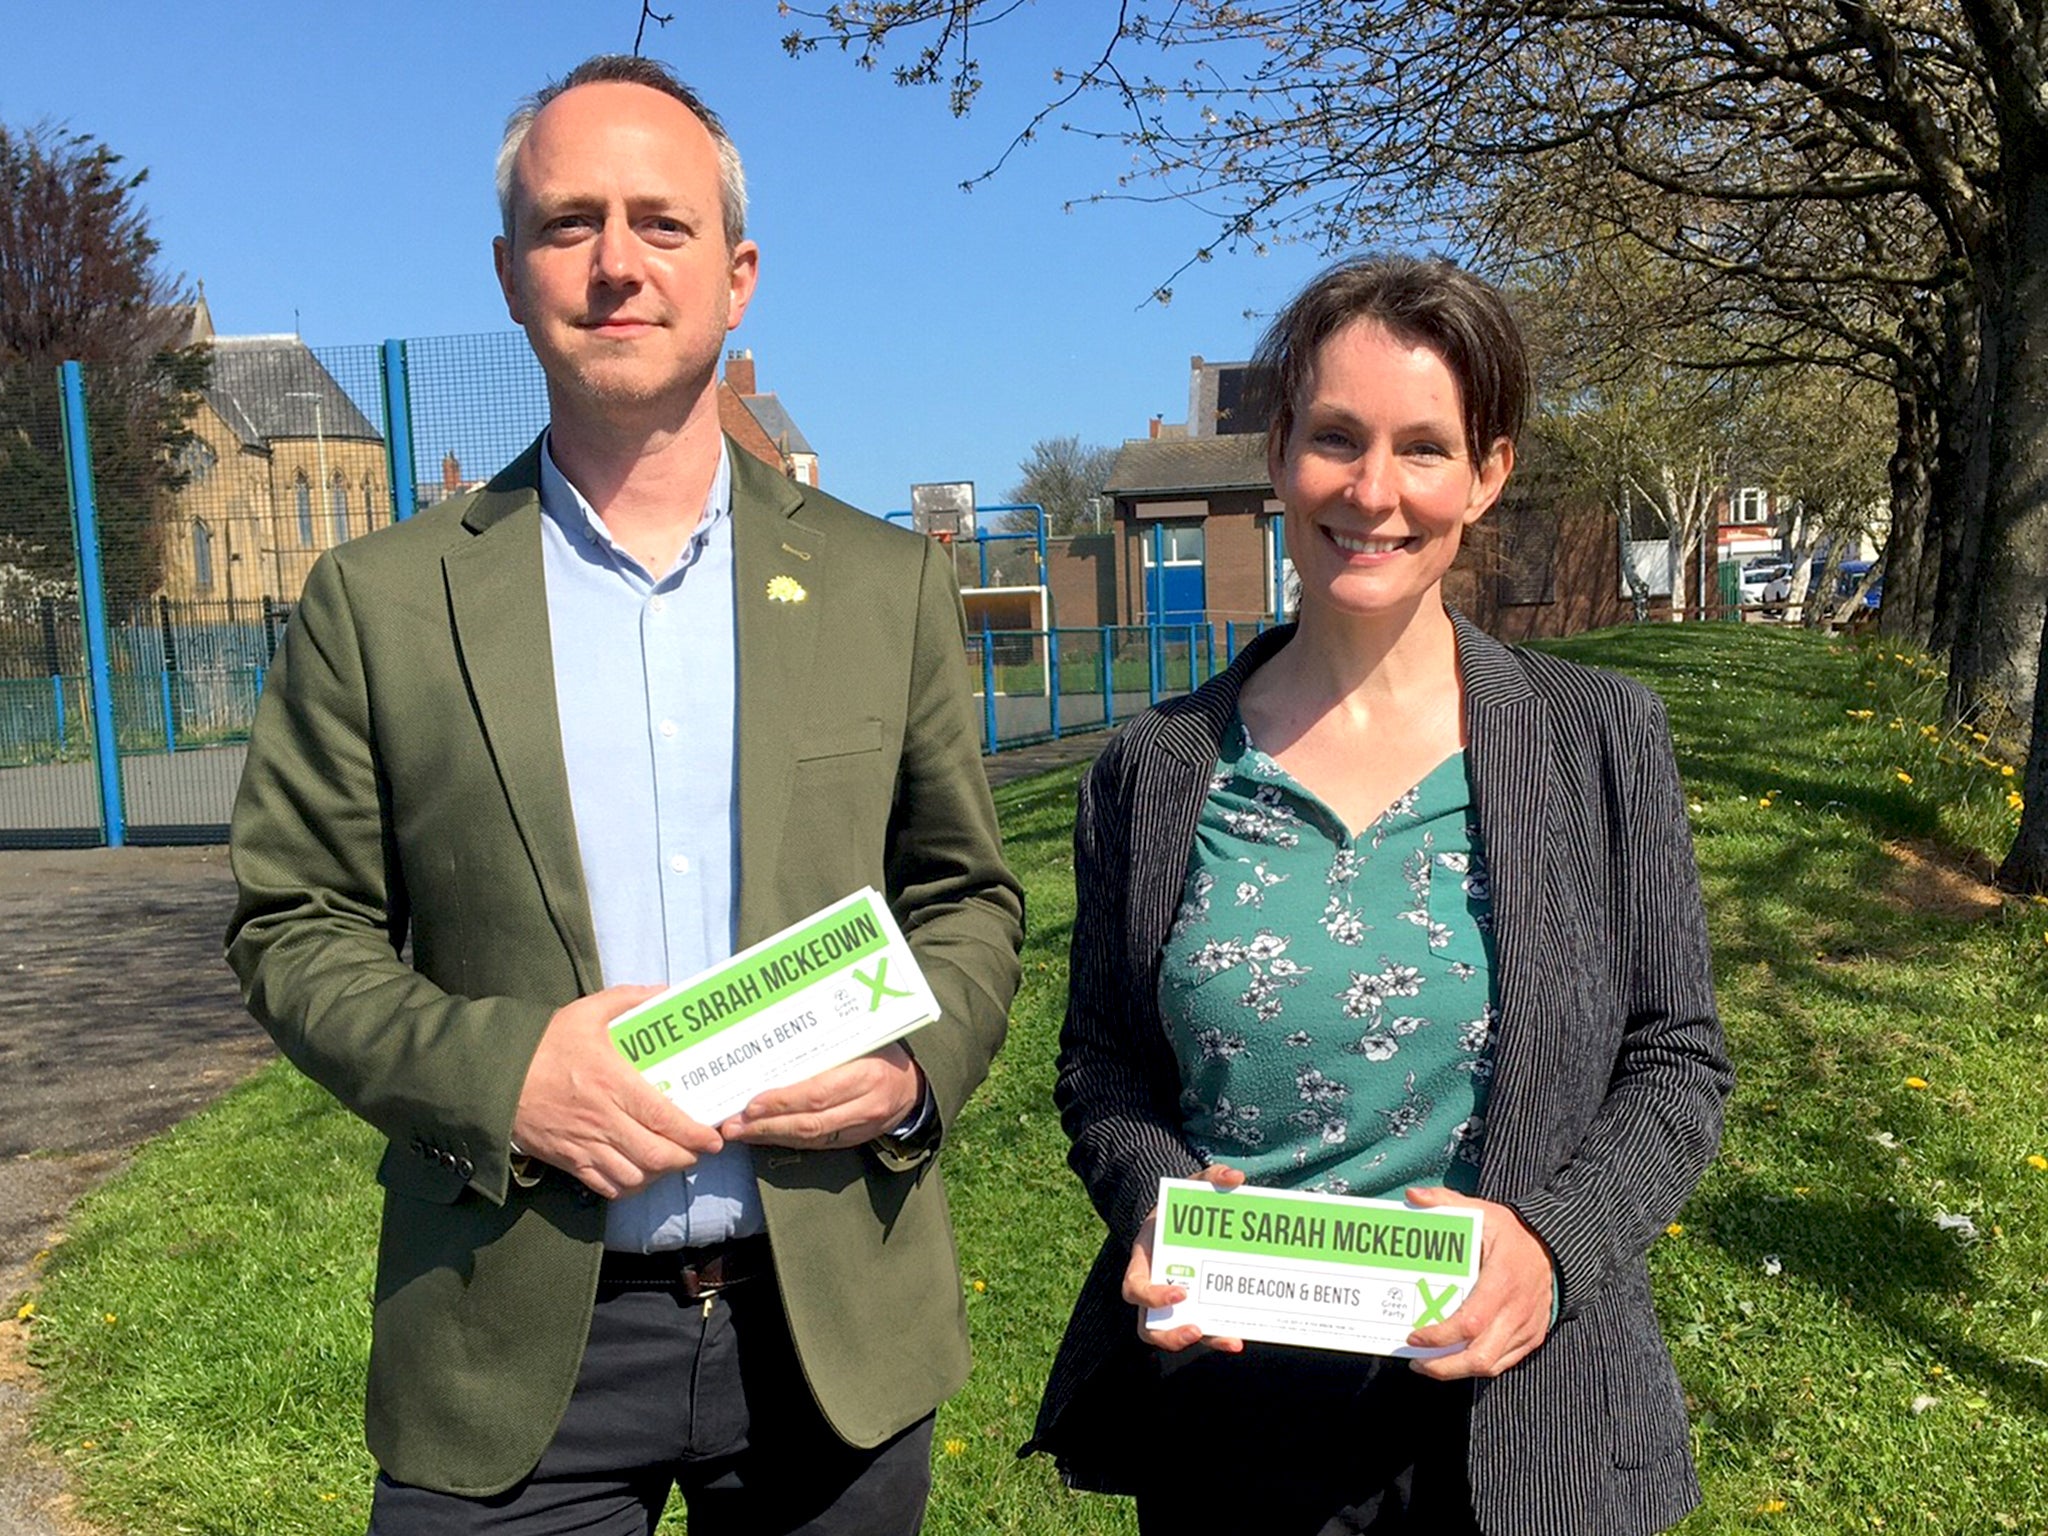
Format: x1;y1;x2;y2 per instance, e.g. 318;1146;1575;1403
205;336;382;450
738;393;814;456
1104;434;1270;496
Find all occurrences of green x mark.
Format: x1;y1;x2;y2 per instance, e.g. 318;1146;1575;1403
852;957;911;1011
1415;1279;1459;1327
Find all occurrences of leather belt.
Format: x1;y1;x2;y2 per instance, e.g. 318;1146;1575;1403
597;1236;772;1299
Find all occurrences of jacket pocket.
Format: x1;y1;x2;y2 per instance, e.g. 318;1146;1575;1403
1595;1277;1692;1469
797;717;884;762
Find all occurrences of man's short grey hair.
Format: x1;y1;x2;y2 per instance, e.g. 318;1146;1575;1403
496;54;748;250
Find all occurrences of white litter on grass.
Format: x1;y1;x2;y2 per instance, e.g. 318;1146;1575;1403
1911;1395;1939;1415
1933;1211;1978;1240
1871;1131;1899;1149
1762;1255;1783;1277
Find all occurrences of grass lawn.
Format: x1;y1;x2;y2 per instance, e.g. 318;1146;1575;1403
20;622;2048;1534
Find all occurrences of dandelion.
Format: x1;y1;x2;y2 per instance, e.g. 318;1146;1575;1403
1760;1498;1789;1514
2024;1155;2046;1171
1793;1185;1811;1195
972;1279;987;1293
1972;731;1990;744
1904;1076;1929;1090
13;1301;32;1323
2009;792;2025;812
81;1440;96;1451
943;1438;967;1456
1928;1364;1945;1377
1665;1222;1684;1238
2001;764;2016;778
101;1313;117;1325
1758;797;1773;809
1895;771;1913;785
321;1493;339;1503
1919;724;1940;740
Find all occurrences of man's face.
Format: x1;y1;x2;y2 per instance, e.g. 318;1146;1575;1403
494;81;758;431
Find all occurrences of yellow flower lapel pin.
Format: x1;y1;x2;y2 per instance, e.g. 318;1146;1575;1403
765;574;808;604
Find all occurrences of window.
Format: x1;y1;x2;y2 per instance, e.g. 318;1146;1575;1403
1140;521;1205;566
177;438;217;486
1732;487;1770;525
295;473;314;546
1260;513;1297;618
330;473;350;543
1496;501;1559;605
192;520;214;590
363;478;380;531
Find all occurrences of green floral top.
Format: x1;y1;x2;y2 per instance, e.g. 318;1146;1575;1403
1158;716;1499;1198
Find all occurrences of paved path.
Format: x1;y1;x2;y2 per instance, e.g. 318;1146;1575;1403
0;729;1108;1536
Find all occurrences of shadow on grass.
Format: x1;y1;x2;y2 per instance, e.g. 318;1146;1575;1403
1691;1176;2048;1419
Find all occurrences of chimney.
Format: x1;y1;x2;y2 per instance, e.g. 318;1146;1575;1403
725;348;757;396
442;452;461;494
1149;415;1164;439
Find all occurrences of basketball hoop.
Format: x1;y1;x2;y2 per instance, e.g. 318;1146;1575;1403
933;530;954;545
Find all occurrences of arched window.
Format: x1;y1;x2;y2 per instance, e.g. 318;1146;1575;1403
330;472;350;544
363;478;380;531
177;438;217;487
192;520;214;590
295;472;314;546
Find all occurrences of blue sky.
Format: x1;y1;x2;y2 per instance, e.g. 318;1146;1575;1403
2;1;1336;516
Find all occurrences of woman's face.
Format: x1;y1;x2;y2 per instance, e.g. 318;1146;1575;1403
1271;318;1512;628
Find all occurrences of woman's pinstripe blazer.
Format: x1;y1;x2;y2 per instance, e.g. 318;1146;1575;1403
1029;613;1732;1536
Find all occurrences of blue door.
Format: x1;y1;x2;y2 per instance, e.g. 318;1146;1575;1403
1144;521;1207;625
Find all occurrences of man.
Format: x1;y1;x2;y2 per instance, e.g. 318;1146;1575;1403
226;54;1022;1535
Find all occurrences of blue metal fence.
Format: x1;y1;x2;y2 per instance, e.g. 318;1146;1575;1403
0;332;1256;849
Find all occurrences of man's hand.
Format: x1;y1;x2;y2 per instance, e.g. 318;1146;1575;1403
1402;1186;1555;1379
719;1042;924;1150
1123;1164;1246;1354
513;985;725;1199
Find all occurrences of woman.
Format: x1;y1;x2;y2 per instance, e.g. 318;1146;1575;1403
1028;256;1730;1535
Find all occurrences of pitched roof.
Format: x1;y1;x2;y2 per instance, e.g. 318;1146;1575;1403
205;336;381;450
738;393;814;456
1104;434;1270;496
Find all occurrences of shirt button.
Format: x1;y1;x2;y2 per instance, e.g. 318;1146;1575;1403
670;853;691;874
659;720;678;738
649;595;667;614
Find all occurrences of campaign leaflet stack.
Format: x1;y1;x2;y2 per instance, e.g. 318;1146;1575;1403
1146;1180;1484;1357
606;887;939;1125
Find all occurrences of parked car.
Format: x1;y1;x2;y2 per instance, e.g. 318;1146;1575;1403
1739;560;1791;610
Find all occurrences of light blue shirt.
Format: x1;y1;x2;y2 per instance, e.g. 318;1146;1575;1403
537;435;761;1251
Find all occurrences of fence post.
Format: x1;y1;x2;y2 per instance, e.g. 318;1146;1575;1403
980;624;999;753
160;671;177;754
59;360;125;847
51;677;67;752
381;338;418;522
1099;625;1114;729
1047;627;1062;740
1203;622;1215;681
1147;622;1161;707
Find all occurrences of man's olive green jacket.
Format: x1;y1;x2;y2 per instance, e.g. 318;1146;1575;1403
226;441;1023;1497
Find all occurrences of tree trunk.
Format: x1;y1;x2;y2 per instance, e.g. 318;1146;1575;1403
1949;150;2048;736
1928;292;1989;658
1997;600;2048;892
1877;368;1933;646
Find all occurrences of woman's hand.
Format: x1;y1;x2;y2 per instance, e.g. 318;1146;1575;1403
1123;1164;1247;1353
1401;1186;1555;1378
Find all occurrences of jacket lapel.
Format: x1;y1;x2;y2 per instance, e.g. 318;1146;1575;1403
442;442;602;991
730;448;821;948
1453;610;1551;1175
